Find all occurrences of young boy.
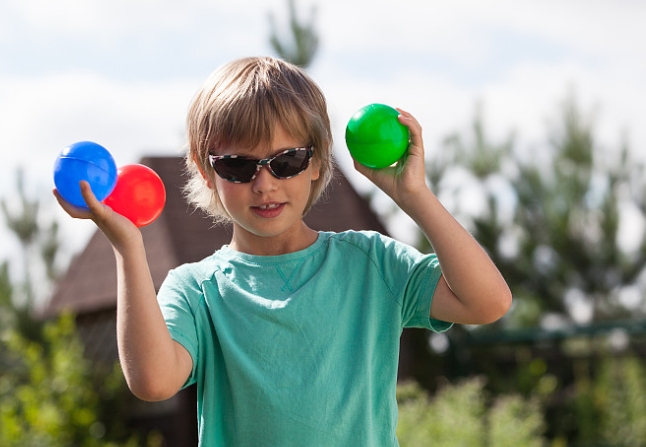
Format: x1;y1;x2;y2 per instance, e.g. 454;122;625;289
55;56;511;446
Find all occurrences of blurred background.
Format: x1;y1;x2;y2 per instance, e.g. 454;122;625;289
2;0;646;445
2;0;644;265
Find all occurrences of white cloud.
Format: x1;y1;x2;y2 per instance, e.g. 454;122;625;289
0;71;193;192
0;70;198;271
3;0;220;40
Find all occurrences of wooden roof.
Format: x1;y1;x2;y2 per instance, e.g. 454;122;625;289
46;156;388;317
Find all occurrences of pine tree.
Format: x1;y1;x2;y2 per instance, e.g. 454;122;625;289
268;0;319;68
0;168;62;341
433;94;646;327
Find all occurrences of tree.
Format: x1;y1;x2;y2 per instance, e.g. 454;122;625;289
427;94;646;328
268;0;319;68
1;168;62;341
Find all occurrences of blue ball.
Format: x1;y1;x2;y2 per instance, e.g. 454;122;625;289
53;141;118;208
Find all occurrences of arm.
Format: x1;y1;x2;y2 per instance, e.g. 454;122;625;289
54;182;192;401
354;109;512;325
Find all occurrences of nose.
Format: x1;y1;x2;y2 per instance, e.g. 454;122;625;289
251;164;278;193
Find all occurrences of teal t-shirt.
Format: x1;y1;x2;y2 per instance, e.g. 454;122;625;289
158;230;451;447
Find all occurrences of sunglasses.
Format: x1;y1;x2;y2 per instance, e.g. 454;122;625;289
208;146;314;183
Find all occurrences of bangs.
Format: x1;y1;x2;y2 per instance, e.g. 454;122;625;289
205;62;314;154
209;92;311;154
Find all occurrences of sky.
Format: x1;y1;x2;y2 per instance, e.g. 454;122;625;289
1;0;645;279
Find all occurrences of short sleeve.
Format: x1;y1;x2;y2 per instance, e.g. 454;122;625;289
157;267;201;387
357;232;452;333
399;251;453;332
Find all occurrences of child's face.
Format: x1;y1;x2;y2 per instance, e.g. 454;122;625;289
213;124;320;254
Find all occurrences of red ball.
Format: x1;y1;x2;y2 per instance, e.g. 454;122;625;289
103;164;166;227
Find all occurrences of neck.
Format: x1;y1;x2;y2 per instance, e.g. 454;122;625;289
229;222;319;256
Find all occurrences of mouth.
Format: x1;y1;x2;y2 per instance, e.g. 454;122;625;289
258;203;281;210
252;202;285;218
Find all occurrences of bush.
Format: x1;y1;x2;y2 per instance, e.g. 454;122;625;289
594;356;646;447
0;313;158;447
397;378;545;447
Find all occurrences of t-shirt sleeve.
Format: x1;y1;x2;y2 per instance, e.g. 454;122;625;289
157;267;201;388
374;233;453;333
401;253;453;332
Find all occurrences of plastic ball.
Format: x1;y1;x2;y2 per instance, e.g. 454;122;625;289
53;141;118;208
345;103;410;169
103;164;166;227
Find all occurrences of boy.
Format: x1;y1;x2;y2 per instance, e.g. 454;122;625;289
55;56;511;446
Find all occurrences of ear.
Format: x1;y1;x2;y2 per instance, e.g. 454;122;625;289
310;158;321;182
193;153;214;189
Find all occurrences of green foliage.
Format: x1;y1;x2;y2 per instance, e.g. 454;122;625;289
1;169;40;248
0;313;156;447
268;0;319;68
396;378;545;447
593;356;646;446
0;261;14;327
431;94;646;326
1;168;63;343
525;351;646;445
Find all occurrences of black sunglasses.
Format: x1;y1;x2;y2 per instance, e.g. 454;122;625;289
208;147;314;183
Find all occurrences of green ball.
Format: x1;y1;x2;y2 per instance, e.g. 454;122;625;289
345;103;410;169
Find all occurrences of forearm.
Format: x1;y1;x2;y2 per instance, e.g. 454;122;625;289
397;188;512;324
353;109;510;323
114;239;189;401
54;182;190;398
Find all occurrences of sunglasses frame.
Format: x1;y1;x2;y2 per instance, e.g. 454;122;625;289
208;146;314;183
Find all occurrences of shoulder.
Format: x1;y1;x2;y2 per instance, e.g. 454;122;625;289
326;229;386;247
158;251;227;312
325;230;417;257
323;231;439;281
163;251;223;288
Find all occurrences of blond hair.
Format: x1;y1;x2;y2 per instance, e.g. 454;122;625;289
184;56;334;223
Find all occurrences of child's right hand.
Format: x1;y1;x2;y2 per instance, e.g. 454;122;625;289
53;181;142;253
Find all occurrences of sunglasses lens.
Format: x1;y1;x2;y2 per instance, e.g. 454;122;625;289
213;158;257;183
211;148;313;183
270;150;311;178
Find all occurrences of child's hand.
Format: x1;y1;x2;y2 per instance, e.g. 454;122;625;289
53;181;141;252
353;108;428;207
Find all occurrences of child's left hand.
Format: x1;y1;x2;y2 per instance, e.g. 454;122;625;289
353;108;429;207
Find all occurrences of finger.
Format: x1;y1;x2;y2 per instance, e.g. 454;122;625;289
353;158;396;176
353;159;400;194
78;181;103;211
353;160;386;187
53;188;94;220
78;181;118;224
396;108;424;152
353;159;374;179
